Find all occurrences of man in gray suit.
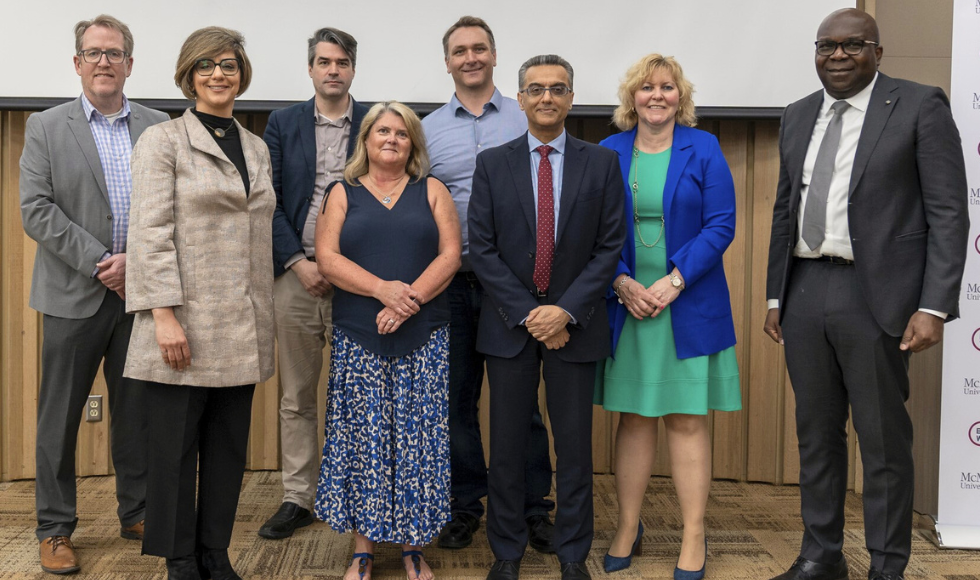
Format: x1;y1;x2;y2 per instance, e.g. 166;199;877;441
19;14;168;575
764;9;968;580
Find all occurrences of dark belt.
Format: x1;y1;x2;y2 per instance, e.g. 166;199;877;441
534;287;548;297
799;255;854;265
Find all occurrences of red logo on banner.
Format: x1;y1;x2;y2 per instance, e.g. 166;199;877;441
975;234;980;255
971;422;980;446
973;329;980;351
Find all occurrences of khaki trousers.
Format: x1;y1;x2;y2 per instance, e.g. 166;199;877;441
273;269;333;509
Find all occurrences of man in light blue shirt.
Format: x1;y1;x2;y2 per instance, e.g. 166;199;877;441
422;15;555;553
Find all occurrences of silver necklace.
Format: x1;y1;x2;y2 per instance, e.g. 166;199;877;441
368;175;406;204
631;147;665;248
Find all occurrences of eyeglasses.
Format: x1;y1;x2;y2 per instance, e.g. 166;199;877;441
815;39;879;56
520;85;571;98
195;58;240;76
77;49;128;64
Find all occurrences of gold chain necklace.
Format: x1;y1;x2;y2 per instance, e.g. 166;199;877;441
631;147;665;248
199;117;235;138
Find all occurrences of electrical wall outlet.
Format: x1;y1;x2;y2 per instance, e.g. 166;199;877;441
86;395;103;422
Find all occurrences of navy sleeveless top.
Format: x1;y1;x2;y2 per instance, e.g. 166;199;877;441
331;177;450;356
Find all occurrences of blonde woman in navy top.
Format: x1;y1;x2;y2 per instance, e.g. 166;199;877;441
314;101;461;580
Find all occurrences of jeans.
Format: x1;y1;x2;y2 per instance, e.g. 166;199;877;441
448;272;555;519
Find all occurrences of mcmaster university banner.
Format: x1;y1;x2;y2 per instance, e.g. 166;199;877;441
938;0;980;550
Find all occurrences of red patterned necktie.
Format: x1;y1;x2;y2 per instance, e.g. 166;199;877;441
533;145;555;293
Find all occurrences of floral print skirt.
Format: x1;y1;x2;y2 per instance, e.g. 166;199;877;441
314;325;450;545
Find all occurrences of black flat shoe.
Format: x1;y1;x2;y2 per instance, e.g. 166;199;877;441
198;549;241;580
526;514;556;554
770;555;848;580
487;559;520;580
257;501;315;539
438;512;480;549
166;555;203;580
560;561;591;580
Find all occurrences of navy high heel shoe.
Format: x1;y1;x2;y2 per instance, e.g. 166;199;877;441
673;537;707;580
351;552;373;580
402;550;424;580
603;520;644;573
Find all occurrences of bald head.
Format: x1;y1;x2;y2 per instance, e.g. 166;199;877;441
814;8;882;99
818;8;880;43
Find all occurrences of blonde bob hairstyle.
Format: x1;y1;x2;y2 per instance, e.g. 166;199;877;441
174;27;252;100
613;53;697;131
344;101;430;185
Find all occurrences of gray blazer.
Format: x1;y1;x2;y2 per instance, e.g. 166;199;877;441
767;73;970;335
19;97;169;319
124;109;276;387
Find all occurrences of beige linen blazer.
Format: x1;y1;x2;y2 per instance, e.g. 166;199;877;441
124;109;275;387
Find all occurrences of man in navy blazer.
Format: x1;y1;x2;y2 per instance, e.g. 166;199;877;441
469;55;625;580
259;27;368;540
765;10;968;580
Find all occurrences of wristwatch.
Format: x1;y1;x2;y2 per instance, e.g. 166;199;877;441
668;273;684;289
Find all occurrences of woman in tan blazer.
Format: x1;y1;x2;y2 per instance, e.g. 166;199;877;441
124;27;273;580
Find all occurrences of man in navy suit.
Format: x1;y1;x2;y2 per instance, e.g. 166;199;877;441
469;54;625;580
258;27;368;540
765;9;968;580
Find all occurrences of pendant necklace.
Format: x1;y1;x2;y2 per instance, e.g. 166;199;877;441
368;174;406;204
201;118;235;138
631;147;665;248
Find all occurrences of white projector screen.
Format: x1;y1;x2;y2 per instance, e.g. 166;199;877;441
1;0;852;108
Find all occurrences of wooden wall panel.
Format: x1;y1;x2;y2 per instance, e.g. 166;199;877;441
1;110;39;482
745;121;786;483
714;120;749;481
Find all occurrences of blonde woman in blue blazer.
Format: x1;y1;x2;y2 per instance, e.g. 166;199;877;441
594;54;741;580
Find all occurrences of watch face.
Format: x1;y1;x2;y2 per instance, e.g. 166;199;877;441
671;276;681;288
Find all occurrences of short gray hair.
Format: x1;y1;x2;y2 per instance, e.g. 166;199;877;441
518;54;573;90
307;27;357;68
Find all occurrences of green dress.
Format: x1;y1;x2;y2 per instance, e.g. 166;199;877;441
594;149;741;417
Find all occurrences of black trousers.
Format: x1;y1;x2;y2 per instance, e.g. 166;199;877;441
142;382;254;558
781;259;913;576
446;272;554;518
36;291;146;539
485;338;595;564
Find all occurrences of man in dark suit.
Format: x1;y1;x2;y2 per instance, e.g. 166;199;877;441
19;14;168;574
469;54;625;580
764;9;969;580
258;27;368;540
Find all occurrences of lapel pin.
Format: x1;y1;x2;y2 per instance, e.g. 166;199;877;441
885;100;892;105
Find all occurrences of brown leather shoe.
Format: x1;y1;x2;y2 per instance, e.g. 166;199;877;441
39;536;80;575
120;520;144;540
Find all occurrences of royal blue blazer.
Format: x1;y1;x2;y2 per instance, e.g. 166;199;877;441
600;125;737;359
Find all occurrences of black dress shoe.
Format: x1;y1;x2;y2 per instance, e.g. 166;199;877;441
258;501;315;539
771;556;848;580
198;549;241;580
868;568;904;580
438;512;480;549
487;559;520;580
560;561;591;580
526;514;556;554
166;555;203;580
